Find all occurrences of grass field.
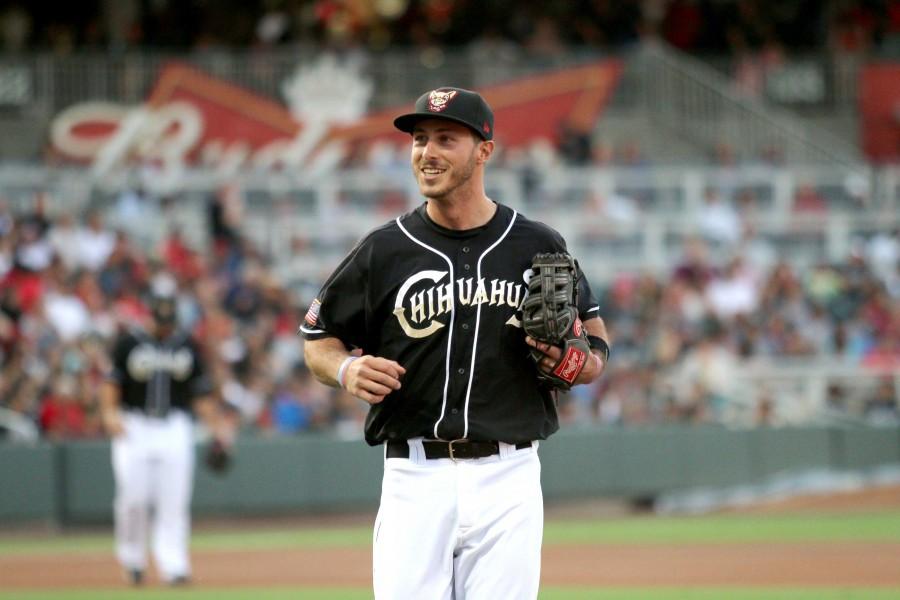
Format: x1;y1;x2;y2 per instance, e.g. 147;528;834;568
3;511;899;556
1;508;899;599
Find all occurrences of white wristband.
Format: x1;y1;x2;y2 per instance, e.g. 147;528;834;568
336;356;359;389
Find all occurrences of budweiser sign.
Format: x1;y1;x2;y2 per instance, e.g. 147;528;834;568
48;58;622;188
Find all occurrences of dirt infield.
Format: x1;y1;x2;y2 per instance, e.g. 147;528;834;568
725;483;900;515
3;541;900;588
2;486;899;589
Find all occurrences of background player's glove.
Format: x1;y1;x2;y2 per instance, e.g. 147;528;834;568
204;437;232;475
521;252;591;390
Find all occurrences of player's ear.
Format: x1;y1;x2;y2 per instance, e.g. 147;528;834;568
476;139;494;164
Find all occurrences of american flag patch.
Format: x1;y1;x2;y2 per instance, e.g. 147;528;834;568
304;299;322;326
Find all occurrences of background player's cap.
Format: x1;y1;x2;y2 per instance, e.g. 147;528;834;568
393;87;494;141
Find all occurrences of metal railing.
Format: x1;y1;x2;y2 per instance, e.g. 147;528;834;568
0;164;896;286
636;43;863;167
0;45;877;167
1;47;600;117
725;361;900;428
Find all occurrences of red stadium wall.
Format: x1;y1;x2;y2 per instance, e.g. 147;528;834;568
860;63;900;163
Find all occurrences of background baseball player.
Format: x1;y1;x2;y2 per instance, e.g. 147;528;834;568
100;288;233;586
302;87;610;599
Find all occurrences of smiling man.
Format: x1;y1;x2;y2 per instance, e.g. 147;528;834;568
300;87;610;599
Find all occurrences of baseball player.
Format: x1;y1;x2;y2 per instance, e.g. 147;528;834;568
301;87;610;599
100;291;231;586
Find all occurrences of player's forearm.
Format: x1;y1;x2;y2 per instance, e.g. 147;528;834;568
585;315;610;344
578;317;611;385
303;337;351;388
99;381;124;435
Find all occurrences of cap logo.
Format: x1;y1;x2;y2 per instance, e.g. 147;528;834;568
427;90;458;112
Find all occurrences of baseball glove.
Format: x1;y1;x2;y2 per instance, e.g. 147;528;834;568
521;252;591;390
204;437;232;475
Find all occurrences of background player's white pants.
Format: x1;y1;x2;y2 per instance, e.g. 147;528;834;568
373;439;543;600
112;411;194;581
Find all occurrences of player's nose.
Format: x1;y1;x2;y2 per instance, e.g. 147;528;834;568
420;139;441;160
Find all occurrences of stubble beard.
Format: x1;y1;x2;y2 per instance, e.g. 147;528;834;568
417;149;478;202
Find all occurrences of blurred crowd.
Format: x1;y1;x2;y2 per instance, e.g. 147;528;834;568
566;230;899;429
2;0;898;58
0;174;897;442
0;189;368;442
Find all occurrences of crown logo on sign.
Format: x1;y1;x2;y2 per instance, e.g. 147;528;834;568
281;54;373;125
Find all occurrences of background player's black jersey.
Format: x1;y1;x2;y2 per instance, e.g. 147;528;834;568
109;328;212;417
301;202;599;445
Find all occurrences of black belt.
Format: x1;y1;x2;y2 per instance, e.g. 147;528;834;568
386;439;532;461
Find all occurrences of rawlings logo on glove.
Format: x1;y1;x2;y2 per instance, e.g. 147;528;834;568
553;341;588;384
521;252;591;390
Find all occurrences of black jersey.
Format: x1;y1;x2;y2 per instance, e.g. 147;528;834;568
301;202;599;445
109;328;212;417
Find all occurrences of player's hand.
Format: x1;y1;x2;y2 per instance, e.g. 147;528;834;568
101;412;125;438
344;355;406;405
525;336;604;385
526;336;561;375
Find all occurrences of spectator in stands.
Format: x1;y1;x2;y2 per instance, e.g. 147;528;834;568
866;228;899;291
865;377;899;424
268;364;331;434
672;319;738;421
0;199;14;239
13;192;53;275
97;232;148;300
207;183;243;254
705;255;760;321
75;210;116;272
862;323;900;370
0;230;13;281
48;213;80;272
160;227;203;283
38;375;98;439
557;121;594;166
42;271;91;343
661;0;703;50
524;15;567;61
224;260;265;324
673;236;716;291
330;388;367;439
792;182;828;214
616;140;651;167
736;220;778;278
697;187;741;246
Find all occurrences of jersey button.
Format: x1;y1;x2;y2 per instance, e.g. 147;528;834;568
462;246;470;253
463;264;471;271
457;368;465;375
451;408;459;414
461;323;469;330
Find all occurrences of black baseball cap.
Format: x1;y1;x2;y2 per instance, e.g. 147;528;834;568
394;87;494;141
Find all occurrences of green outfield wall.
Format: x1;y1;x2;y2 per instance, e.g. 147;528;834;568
1;425;898;525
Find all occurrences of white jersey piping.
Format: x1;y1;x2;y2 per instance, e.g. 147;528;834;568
395;217;456;439
462;209;517;438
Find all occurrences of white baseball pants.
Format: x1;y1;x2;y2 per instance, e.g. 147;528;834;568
111;410;194;582
373;439;543;600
